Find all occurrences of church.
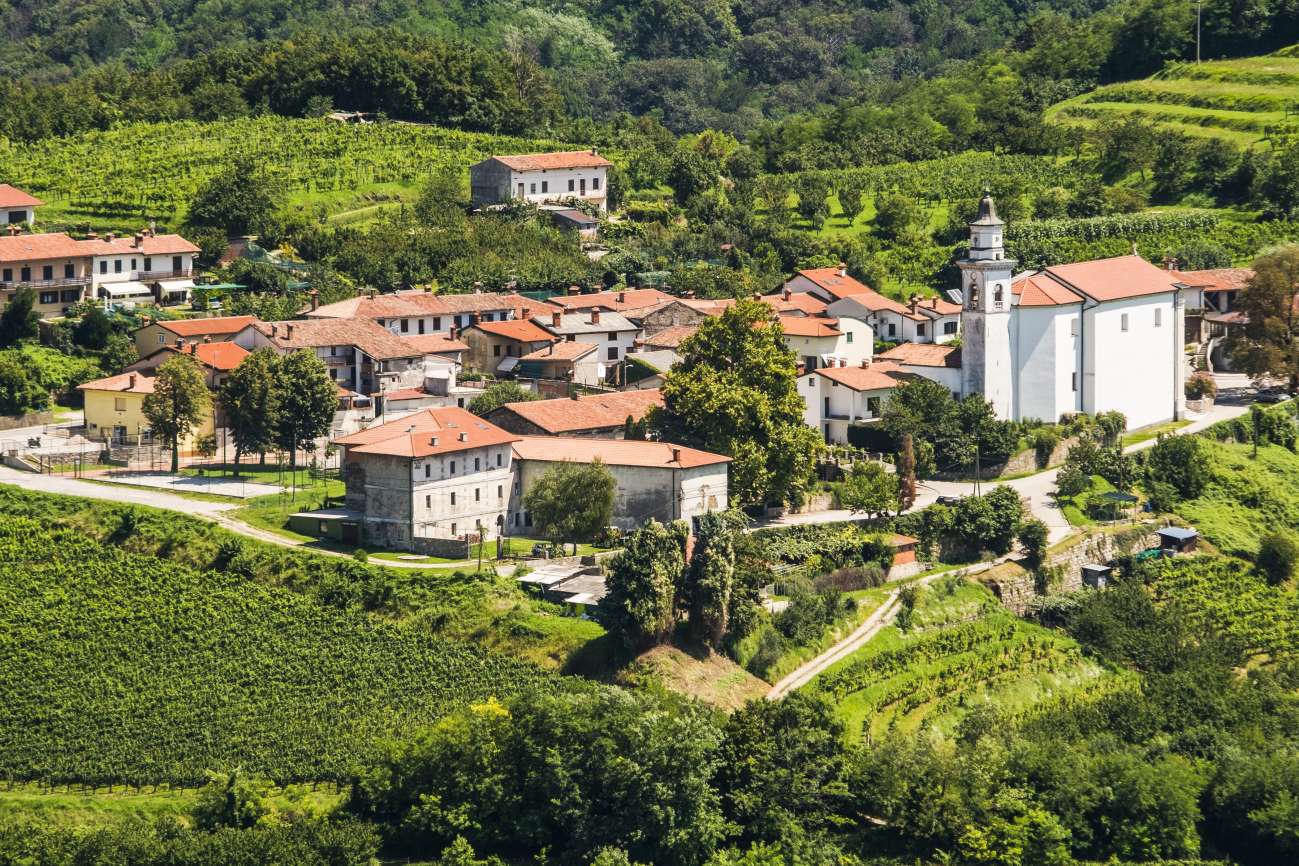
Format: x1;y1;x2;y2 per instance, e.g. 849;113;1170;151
952;193;1187;430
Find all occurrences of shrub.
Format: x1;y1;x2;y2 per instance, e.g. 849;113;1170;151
1186;372;1217;400
1257;531;1299;585
815;564;887;592
1146;435;1213;500
1028;427;1061;468
746;627;786;677
1018;519;1049;570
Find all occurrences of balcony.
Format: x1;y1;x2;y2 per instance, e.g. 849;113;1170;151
0;276;91;291
139;268;194;280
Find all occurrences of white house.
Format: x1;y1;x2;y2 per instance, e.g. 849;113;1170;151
509;436;730;532
954;193;1186;429
788;265;960;344
243;318;426;397
307;289;546;338
777;315;872;370
81;230;200;306
0;185;42;226
798;360;912;444
877;342;963;396
470;151;613;212
335;407;519;552
533;309;640;366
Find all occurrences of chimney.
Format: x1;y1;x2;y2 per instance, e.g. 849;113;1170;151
430;435;438;446
671;447;681;463
782;288;791;301
752;292;761;301
285;323;294;339
189;341;197;354
591;147;599;156
837;261;847;277
176;337;187;350
128;374;136;389
1131;242;1139;256
551;311;562;328
87;231;98;240
908;295;919;314
6;225;17;237
633;338;644;349
860;359;869;368
839;358;847;368
448;325;458;340
473;281;483;294
105;232;115;242
203;334;211;343
133;232;143;248
590;309;600;325
570;390;580;400
367;288;376;299
270;323;278;338
309;289;319;311
458;431;468;442
568;284;580;295
617;291;626;304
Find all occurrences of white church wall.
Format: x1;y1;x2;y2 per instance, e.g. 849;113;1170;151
1013;305;1081;423
1083;293;1178;430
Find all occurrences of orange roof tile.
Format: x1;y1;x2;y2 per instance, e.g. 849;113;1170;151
778;315;841;338
795;268;877;300
255;318;422;361
761;292;828;316
1172;267;1254;291
77;233;200;256
1012;273;1082;307
468;319;556;343
335;406;519;458
310;290;542;320
0;185;43;209
913;296;962;316
520;341;598;361
511;436;728;470
0;232;84;263
549;288;673;312
1044;255;1182;302
491;389;663;434
153;315;257;337
490;150;613;171
814;361;910;391
643;325;698;350
879;343;962;368
132;341;250;372
78;371;155;394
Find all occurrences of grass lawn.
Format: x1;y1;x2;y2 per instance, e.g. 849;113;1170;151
1122;419;1191;448
1174;440;1299;557
1059;474;1123;527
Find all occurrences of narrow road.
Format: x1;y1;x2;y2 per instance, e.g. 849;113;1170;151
767;591;901;700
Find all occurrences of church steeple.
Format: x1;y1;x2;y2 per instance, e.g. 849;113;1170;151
958;191;1016;419
967;188;1006;264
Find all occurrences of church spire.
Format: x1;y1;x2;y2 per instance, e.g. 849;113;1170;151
972;187;1002;226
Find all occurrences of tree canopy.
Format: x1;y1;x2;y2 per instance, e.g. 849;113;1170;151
142;354;212;473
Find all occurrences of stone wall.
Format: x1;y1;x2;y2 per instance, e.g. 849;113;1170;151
982;523;1161;614
933;435;1079;481
0;411;54;431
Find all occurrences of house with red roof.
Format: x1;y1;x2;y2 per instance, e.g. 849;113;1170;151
470;149;612;211
0;231;92;316
952;193;1187;428
797;360;915;444
0;185;43;227
80;229;201;307
777;314;872;370
460;318;557;375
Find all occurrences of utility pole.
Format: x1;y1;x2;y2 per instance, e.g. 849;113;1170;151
1196;0;1202;63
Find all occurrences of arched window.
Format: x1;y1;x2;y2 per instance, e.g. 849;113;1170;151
967;276;979;308
994;283;1004;305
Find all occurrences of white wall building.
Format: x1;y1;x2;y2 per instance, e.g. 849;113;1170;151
533;308;640;365
788;266;961;344
0;185;42;226
778;315;873;370
81;231;200;306
470;151;613;212
798;360;912;444
307;289;545;338
951;193;1186;429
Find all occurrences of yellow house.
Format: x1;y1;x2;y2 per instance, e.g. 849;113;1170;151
79;371;214;450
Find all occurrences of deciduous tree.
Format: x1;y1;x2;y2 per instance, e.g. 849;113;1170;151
522;458;616;554
272;349;337;482
601;519;688;649
142;354;212;473
1230;245;1299;387
684;511;736;648
840;461;897;520
0;287;38;348
221;347;281;470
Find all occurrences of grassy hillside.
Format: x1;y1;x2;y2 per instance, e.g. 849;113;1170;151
1049;46;1299;146
1174;440;1299;558
0;117;579;232
0;516;560;786
810;576;1113;740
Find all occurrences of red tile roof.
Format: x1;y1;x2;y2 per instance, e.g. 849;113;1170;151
814;361;910;391
549;288;673;312
879;343;962;368
468;319;556;343
520;341;597;361
643;324;698;350
1044;255;1182;302
761;292;828;316
255;318;422;361
78;371;155;394
1173;268;1254;291
794;268;877;300
1013;273;1083;307
382;387;436;401
0;232;84;263
913;296;962;316
778;315;841;338
152;315;257;337
309;290;543;320
399;334;469;355
77;233;200;256
0;185;43;209
490;151;613;171
492;389;663;434
136;342;250;372
335;406;519;458
511;436;728;469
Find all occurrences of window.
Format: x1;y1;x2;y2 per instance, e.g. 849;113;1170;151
42;265;53;281
592;177;600;190
493;345;502;357
426;495;431;508
846;332;853;343
808;377;814;386
143;257;152;272
173;256;182;272
329;369;337;379
99;261;107;274
568;179;575;192
400;319;409;333
607;331;616;340
496;452;502;467
944;321;958;335
20;267;30;282
867;396;881;415
1154;308;1162;327
450;461;456;474
1070;318;1079;336
114;397;126;411
474;457;481;471
917;323;927;337
451;492;457;505
530;182;537;194
425;464;431;478
475;488;481;502
64;264;74;278
130;258;136;270
1;269;10;282
1121;313;1129;332
888;323;896;337
433;317;442;331
451;523;457;535
114;259;122;274
608;346;619;360
541;181;549;193
418;320;425;334
158;334;165;344
39;291;56;304
60;289;79;302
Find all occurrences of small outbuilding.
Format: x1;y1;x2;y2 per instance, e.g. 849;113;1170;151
1081;563;1112;589
1157;526;1199;554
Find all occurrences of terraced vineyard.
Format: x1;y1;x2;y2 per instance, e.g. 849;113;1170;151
0;517;557;787
811;578;1111;738
0;117;581;230
1049;46;1299;146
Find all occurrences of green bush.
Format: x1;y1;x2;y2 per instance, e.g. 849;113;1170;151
1257;531;1299;585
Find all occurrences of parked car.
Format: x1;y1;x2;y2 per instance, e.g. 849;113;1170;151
1256;388;1289;404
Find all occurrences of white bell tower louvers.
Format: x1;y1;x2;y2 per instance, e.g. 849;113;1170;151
958;190;1016;420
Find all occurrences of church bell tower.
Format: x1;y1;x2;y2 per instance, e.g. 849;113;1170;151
959;191;1016;420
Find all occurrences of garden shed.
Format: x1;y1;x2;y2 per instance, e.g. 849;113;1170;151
1081;563;1111;589
1157;526;1199;554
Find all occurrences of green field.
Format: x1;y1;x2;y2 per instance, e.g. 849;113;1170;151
0;116;582;232
0;516;559;787
1174;440;1299;557
811;578;1111;739
1049;47;1299;146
